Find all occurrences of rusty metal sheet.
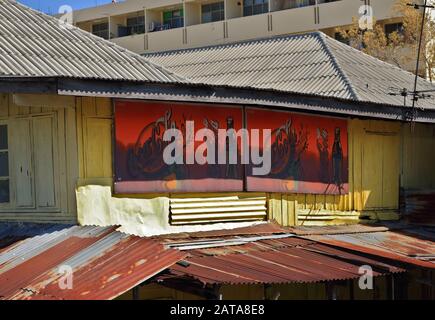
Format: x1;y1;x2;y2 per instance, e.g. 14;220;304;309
307;229;435;269
158;222;287;241
0;225;185;300
285;224;391;236
156;237;405;286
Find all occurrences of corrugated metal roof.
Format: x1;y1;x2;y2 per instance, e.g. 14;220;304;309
156;235;406;286
0;222;71;250
0;0;185;83
307;228;435;268
285;224;392;236
1;222;432;298
158;221;287;241
146;32;435;108
0;224;185;300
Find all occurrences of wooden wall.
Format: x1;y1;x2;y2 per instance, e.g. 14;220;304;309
401;122;435;190
266;119;402;226
75;98;435;227
76;96;113;187
1;95;433;224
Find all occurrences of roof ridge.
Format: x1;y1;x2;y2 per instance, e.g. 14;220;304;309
317;32;360;101
145;31;325;58
322;32;433;87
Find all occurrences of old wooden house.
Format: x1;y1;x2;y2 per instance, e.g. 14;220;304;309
0;0;433;300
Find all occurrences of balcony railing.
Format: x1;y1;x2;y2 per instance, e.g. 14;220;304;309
80;0;400;53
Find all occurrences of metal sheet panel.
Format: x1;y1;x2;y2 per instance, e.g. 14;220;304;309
158;221;287;241
0;225;185;300
309;229;435;267
170;196;267;225
156;236;406;286
0;223;71;250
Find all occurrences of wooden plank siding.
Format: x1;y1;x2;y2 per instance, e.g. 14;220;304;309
0;94;78;222
0;94;433;225
401;123;435;190
74;98;435;227
76;96;113;187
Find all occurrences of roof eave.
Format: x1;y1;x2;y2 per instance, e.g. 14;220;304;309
1;77;435;124
57;78;435;124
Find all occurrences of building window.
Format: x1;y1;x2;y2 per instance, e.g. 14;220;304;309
243;0;269;16
202;2;225;23
163;9;184;29
0;124;9;204
126;15;145;35
92;21;109;39
385;23;404;38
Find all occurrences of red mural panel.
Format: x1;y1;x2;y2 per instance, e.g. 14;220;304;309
114;101;348;195
246;108;349;195
114;100;244;193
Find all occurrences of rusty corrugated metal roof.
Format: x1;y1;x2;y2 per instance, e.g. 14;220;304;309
0;225;185;300
285;224;391;236
307;228;435;268
157;222;287;242
155;236;406;286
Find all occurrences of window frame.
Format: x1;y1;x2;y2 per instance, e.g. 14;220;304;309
163;8;185;30
243;0;269;17
201;1;225;24
92;21;109;39
126;14;145;35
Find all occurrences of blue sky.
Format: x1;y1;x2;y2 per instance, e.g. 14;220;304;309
18;0;114;14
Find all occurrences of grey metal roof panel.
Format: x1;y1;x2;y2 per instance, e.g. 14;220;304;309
0;222;72;250
146;32;435;108
0;0;185;83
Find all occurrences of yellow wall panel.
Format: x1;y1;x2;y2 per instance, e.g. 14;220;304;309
382;134;400;209
362;133;383;209
77;97;113;186
401;123;435;189
84;118;112;178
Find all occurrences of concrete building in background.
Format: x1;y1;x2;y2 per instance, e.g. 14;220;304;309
70;0;405;54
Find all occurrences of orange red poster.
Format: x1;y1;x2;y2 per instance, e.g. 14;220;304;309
114;101;348;194
246;108;348;194
114;101;244;193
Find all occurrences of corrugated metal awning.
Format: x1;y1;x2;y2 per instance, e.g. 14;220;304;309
155;234;407;286
0;225;186;300
306;228;435;269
